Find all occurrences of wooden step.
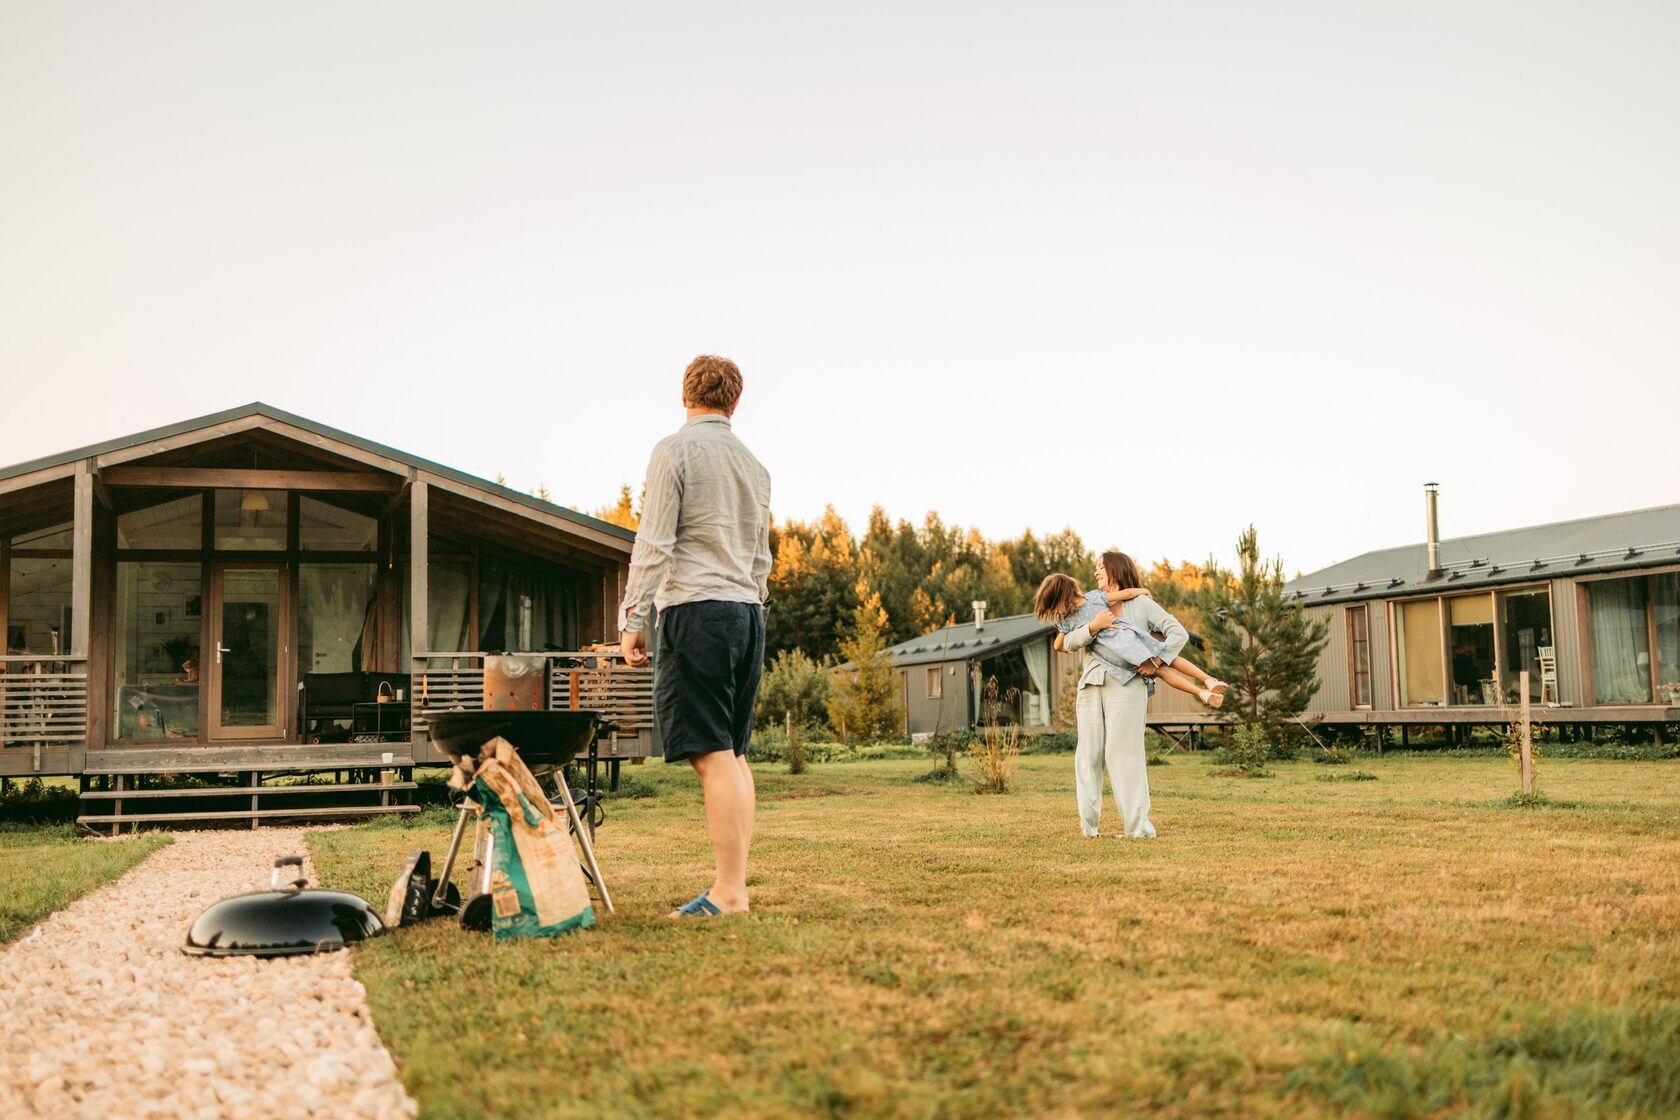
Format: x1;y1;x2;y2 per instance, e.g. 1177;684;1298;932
76;804;422;826
79;782;419;801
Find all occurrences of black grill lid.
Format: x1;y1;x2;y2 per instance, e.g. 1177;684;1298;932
183;856;384;958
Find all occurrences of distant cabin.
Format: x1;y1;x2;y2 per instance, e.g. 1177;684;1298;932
1281;491;1679;735
881;605;1206;737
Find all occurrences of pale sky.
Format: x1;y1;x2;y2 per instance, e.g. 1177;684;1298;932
3;2;1676;577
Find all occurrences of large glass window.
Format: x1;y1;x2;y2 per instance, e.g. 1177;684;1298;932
299;564;378;674
1497;588;1552;705
478;556;579;652
6;557;72;655
118;496;202;550
112;562;201;740
1347;605;1372;707
1589;577;1652;704
1395;598;1444;707
429;562;472;654
1448;594;1497;706
1656;575;1679;705
214;490;287;551
299;497;376;552
1589;573;1680;705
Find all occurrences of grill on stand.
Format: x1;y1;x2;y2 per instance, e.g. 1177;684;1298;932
425;656;615;924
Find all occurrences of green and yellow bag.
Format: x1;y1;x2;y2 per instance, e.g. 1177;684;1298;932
470;737;595;939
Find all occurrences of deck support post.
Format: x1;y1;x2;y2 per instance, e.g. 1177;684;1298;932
410;479;429;725
71;462;93;658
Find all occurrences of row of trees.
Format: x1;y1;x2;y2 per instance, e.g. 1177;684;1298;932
593;488;1328;740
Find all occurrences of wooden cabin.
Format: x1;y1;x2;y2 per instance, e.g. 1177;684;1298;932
1096;492;1679;746
0;404;652;826
883;610;1079;736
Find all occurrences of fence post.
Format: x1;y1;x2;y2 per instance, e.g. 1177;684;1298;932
1519;670;1534;796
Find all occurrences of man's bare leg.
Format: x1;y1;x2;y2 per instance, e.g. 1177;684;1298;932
673;750;753;915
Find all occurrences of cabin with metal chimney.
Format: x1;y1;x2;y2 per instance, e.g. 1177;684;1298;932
0;404;653;827
1274;487;1679;738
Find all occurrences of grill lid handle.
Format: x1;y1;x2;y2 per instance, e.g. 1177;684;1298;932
270;855;308;893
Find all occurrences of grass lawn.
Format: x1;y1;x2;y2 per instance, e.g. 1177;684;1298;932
0;823;170;942
309;752;1680;1119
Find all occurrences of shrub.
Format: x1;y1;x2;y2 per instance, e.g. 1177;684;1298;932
754;649;832;733
1022;730;1078;755
970;680;1021;794
0;778;79;825
926;728;971;780
1228;722;1272;777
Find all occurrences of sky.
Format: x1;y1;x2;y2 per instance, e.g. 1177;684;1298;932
2;1;1676;577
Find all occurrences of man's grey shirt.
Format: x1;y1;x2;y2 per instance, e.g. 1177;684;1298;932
619;414;772;633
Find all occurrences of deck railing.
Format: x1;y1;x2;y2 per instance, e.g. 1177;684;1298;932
0;658;90;764
412;652;655;747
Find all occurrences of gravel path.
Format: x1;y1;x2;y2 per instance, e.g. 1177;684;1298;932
0;829;418;1120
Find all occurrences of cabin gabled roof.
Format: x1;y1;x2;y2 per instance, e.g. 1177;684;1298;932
0;402;634;547
1285;502;1680;606
880;613;1054;668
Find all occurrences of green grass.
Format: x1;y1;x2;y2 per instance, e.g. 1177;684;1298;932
0;823;170;942
309;754;1680;1119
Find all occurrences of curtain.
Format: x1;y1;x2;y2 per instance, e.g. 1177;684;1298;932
479;556;579;652
1021;639;1050;726
1589;578;1650;703
429;563;471;654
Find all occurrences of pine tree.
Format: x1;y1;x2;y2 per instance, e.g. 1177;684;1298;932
594;484;642;530
826;570;904;741
1194;526;1329;737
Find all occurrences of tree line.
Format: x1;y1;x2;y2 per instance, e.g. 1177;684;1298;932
595;489;1329;739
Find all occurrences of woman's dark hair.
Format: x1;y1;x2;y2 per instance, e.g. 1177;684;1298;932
1100;550;1143;592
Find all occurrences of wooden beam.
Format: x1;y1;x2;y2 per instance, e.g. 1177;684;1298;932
380;477;412;520
0;535;10;657
410;481;429;670
90;472;114;511
0;463;77;497
102;467;402;492
71;463;93;657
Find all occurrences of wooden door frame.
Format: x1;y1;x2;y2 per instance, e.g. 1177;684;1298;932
206;560;291;741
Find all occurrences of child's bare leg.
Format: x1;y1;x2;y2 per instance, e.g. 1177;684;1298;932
1154;664;1224;708
1169;656;1228;695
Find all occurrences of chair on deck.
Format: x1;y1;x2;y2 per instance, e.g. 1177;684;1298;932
1536;647;1559;705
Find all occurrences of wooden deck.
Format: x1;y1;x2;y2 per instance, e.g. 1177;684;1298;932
83;742;417;774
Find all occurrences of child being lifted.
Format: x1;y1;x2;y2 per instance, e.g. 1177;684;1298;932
1033;573;1228;708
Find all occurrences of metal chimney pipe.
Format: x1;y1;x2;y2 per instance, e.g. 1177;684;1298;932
972;600;987;632
1425;482;1441;578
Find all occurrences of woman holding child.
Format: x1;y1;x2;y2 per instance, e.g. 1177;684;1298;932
1038;550;1219;839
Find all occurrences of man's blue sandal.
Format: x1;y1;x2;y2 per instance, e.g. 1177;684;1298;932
675;890;723;918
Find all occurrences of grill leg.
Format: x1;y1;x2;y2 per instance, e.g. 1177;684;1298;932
552;775;613;915
431;805;474;911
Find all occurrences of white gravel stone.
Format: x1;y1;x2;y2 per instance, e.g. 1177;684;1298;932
0;829;418;1120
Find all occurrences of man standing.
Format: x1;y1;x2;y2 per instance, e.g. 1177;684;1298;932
619;355;771;918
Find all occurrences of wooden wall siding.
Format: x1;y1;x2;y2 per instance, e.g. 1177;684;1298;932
902;663;969;736
1309;605;1351;713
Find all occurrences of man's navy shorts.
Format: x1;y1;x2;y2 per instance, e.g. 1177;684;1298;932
654;601;765;761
